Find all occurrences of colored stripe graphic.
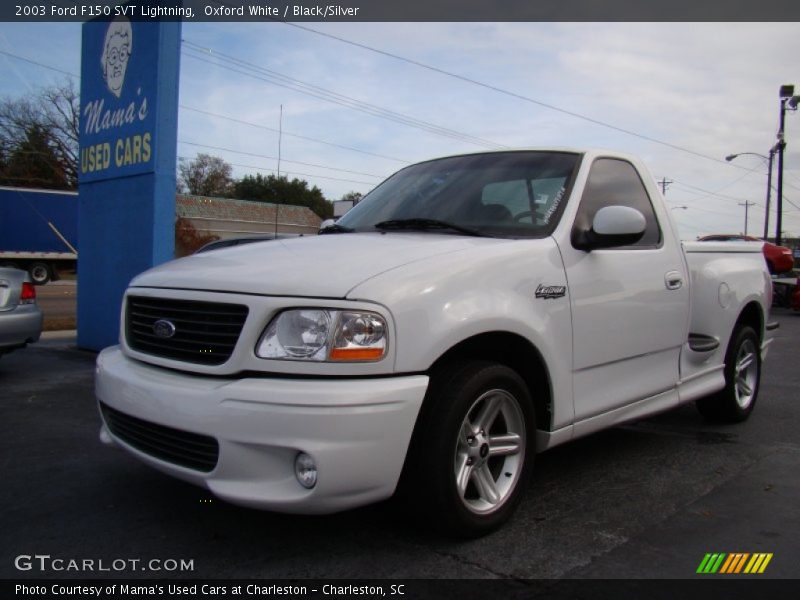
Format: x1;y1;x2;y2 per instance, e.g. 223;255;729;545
698;552;773;574
733;553;750;573
697;553;726;573
720;553;749;573
744;553;774;574
719;554;735;573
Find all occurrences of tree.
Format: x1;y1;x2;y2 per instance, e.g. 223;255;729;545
233;173;333;219
0;139;8;174
178;153;233;197
2;124;71;189
0;80;79;189
175;217;219;257
340;191;363;202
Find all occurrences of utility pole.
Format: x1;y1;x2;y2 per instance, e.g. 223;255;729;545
274;104;283;237
776;85;799;247
658;178;673;196
776;96;786;246
763;145;777;240
739;201;756;236
725;150;779;241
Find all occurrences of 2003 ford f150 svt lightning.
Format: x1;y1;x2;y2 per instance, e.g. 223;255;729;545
96;149;774;536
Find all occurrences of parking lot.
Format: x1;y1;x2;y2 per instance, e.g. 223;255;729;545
1;310;798;581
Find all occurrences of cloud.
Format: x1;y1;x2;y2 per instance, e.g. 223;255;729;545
3;20;799;236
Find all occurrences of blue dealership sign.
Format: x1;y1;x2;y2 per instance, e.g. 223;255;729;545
80;16;159;182
78;14;181;350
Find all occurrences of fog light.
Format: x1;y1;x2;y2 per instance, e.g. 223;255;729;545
295;452;317;489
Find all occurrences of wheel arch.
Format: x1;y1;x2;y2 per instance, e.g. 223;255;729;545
696;301;763;423
735;300;764;342
426;331;553;432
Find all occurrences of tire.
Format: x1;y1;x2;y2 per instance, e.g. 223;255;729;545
29;262;51;285
696;325;761;423
399;360;536;538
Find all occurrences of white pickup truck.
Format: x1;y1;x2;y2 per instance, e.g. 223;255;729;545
96;149;774;536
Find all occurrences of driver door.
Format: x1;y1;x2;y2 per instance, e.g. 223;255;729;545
559;158;689;422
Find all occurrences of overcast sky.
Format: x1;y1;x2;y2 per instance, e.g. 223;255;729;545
1;21;800;240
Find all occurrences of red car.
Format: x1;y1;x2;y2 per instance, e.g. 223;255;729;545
698;234;794;274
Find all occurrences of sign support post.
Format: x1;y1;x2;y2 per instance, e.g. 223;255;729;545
77;17;181;350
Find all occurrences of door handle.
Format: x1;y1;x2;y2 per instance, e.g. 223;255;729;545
665;271;683;290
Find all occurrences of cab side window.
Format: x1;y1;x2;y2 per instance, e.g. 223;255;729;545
573;158;662;248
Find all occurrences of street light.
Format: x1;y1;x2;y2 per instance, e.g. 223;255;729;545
726;148;778;240
725;152;768;161
776;84;800;247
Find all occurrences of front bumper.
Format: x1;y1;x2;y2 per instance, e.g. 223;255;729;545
95;347;428;513
0;305;42;352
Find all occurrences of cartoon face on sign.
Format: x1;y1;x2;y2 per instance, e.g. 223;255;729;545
101;17;132;98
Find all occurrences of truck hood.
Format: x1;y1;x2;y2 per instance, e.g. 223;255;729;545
130;233;506;298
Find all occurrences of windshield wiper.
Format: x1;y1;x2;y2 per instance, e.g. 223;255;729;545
374;218;485;237
319;223;355;234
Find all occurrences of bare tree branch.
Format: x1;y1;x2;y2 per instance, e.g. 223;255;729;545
0;80;79;189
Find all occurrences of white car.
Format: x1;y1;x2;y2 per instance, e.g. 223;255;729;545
0;267;43;357
96;149;773;536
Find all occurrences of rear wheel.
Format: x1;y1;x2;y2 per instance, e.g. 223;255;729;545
29;262;51;285
696;325;760;423
400;361;535;537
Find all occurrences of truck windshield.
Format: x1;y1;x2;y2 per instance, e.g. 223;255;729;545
336;151;580;238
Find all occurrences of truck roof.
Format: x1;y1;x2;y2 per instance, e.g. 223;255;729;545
404;147;639;167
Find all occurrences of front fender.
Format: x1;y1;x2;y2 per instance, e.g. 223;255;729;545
348;237;575;430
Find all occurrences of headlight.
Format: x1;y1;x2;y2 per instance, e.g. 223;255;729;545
256;309;388;362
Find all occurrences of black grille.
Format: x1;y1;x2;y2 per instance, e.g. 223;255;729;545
100;402;219;472
126;296;248;365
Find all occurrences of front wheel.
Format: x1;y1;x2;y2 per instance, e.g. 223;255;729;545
400;361;535;537
696;325;761;423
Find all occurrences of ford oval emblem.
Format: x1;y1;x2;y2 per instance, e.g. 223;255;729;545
153;319;176;339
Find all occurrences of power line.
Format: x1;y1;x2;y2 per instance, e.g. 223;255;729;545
282;23;757;170
178;140;386;179
232;164;373;187
1;44;494;156
738;200;756;235
181;41;507;150
0;39;785;178
675;203;742;219
4;43;794;216
0;49;406;173
179;156;375;187
784;170;800;186
0;49;79;79
671;178;761;205
671;165;764;205
180;105;410;164
676;170;800;214
676;192;800;223
181;47;504;150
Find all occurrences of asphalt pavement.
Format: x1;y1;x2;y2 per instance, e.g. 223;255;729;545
1;309;798;582
35;280;77;330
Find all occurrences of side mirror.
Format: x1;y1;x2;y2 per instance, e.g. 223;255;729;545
319;218;337;232
574;205;646;251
